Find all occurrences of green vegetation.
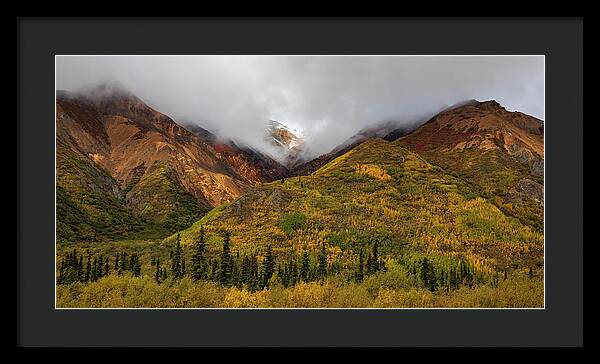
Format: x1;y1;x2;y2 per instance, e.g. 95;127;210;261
128;162;209;231
56;138;543;308
279;212;307;235
396;142;544;231
56;142;207;243
56;141;163;243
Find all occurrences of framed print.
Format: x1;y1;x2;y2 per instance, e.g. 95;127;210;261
18;17;583;347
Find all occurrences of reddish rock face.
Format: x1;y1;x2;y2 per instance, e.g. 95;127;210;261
56;87;287;223
396;99;544;171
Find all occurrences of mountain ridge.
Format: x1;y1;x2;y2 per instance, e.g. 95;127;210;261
56;87;287;242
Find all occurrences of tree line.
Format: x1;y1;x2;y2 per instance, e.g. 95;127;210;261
153;226;388;292
406;256;491;292
58;228;511;292
57;248;141;285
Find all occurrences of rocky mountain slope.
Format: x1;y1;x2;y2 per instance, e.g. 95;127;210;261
172;138;543;278
291;100;544;229
396;100;544;230
265;120;306;168
170;99;544;278
56;85;285;242
184;124;289;183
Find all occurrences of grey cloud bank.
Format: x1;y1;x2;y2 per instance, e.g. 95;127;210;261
56;55;544;159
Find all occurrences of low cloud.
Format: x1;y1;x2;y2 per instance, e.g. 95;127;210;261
56;55;544;159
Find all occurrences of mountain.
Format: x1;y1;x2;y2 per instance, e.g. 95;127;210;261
289;122;414;177
172;137;543;280
396;99;544;230
289;140;365;177
56;85;282;242
293;99;544;230
289;101;473;177
56;92;544;307
183;123;289;183
265;120;306;168
171;99;543;279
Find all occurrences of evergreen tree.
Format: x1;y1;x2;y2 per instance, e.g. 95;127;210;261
57;256;65;285
219;231;233;286
355;248;364;283
316;242;327;281
427;261;436;291
90;257;97;281
462;259;473;287
171;234;184;279
115;253;120;274
261;245;276;288
420;257;430;288
191;225;207;282
97;255;104;279
366;242;380;275
104;257;109;276
84;254;91;283
155;257;161;283
121;252;128;271
240;255;250;287
299;250;310;282
58;250;81;285
210;259;219;282
288;259;297;287
528;267;533;279
131;254;141;277
77;256;83;281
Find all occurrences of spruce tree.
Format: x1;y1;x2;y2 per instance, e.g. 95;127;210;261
155;257;161;283
288;259;297;287
366;242;380;275
248;255;259;292
356;248;364;283
427;261;437;291
420;257;430;288
299;250;310;282
97;255;104;279
210;259;219;282
219;231;233;286
77;256;83;281
171;234;183;279
191;226;207;282
90;257;97;281
316;242;327;281
121;252;128;271
85;255;91;283
131;254;141;277
240;255;250;287
261;245;276;288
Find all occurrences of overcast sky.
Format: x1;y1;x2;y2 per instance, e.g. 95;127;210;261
56;55;544;158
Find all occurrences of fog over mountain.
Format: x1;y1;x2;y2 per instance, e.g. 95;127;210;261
56;55;544;160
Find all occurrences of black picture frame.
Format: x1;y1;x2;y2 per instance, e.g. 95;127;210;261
17;17;583;347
